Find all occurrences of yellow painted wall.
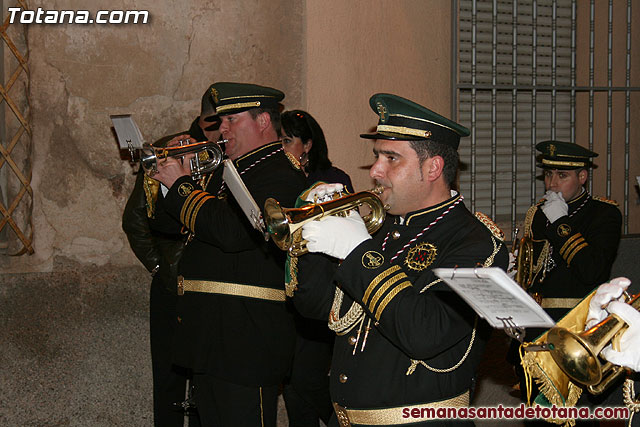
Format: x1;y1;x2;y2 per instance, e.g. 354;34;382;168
301;0;453;191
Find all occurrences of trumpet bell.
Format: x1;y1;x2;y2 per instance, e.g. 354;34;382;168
546;292;640;394
546;327;604;386
141;140;225;180
264;186;386;256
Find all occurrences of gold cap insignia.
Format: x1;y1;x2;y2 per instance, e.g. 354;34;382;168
362;251;384;269
405;242;437;271
376;101;388;124
211;88;219;104
549;143;556;157
178;182;194;197
557;224;571;237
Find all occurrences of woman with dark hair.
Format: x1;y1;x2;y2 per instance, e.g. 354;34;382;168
281;109;354;192
280;110;353;426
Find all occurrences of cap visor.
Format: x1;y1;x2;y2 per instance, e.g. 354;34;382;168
360;131;428;141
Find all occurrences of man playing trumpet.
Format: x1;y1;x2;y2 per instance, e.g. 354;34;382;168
292;93;509;426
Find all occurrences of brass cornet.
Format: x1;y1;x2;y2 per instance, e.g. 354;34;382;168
264;186;387;256
142;140;226;180
546;293;640;394
512;230;535;290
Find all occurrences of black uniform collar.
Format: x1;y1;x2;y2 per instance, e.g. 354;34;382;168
404;193;463;226
567;188;588;206
233;141;282;169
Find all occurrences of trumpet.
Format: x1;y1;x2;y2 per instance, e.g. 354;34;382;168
264;186;387;256
141;140;226;180
512;228;535;290
546;292;640;394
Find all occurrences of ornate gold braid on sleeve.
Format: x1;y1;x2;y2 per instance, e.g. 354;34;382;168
328;286;364;336
407;236;501;375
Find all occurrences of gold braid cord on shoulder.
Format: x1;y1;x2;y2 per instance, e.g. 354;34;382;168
328;286;365;336
143;175;160;218
407;236;502;375
520;290;598;426
623;379;640;423
285;233;304;297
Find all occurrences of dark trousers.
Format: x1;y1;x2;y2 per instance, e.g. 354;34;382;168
283;315;333;426
192;373;279;427
150;278;198;427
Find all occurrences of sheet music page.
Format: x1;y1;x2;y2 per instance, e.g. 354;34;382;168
222;159;265;233
433;267;555;329
110;114;145;150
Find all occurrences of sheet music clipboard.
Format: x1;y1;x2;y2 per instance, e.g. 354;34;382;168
110;114;145;160
432;267;555;341
222;159;267;237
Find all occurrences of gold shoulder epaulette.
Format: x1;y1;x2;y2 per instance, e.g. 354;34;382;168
474;212;505;241
592;195;619;206
285;152;302;171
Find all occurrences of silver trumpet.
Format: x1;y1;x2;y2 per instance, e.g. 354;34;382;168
141;139;226;180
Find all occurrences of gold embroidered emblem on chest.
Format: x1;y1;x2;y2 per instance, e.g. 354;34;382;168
405;242;437;271
362;250;384;269
557;224;571;237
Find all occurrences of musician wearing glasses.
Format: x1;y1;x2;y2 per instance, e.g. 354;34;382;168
291;94;509;426
122;86;220;427
149;82;307;427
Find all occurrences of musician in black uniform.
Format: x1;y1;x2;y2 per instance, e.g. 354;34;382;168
149;82;307;427
292;93;509;426
512;142;623;417
523;141;622;322
122;86;219;427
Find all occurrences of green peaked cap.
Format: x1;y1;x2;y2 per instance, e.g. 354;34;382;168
536;140;598;170
360;93;470;149
207;82;284;117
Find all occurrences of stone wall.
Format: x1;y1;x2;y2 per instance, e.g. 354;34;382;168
0;1;304;425
2;0;303;273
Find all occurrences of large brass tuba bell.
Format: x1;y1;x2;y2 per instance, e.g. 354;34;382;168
546;293;640;394
264;186;386;256
141;140;226;180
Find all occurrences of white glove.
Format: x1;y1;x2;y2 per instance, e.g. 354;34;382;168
301;211;371;259
305;183;344;203
541;191;568;223
585;277;631;329
601;300;640;372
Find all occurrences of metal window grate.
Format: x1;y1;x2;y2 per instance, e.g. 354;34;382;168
0;0;33;255
453;0;639;236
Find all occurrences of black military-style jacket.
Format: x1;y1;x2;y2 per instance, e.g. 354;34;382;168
150;142;307;386
527;191;622;319
122;121;205;289
294;194;509;416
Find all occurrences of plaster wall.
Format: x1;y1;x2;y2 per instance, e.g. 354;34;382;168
303;0;453;192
